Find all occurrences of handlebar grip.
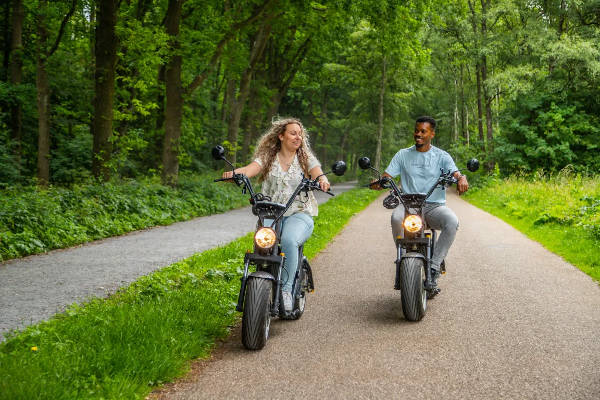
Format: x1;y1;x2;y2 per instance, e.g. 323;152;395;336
325;190;335;196
214;177;233;182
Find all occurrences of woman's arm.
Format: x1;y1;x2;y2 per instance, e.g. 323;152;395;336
222;161;262;179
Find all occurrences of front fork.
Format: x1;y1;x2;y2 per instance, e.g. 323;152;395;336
236;253;286;316
394;230;436;290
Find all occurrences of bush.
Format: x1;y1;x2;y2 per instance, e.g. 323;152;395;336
0;174;248;261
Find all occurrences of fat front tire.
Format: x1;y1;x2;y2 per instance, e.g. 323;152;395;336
400;257;427;321
242;278;272;350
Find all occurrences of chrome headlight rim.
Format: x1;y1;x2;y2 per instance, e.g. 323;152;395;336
403;214;423;233
254;227;277;250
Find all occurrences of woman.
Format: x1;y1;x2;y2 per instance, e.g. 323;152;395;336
222;118;329;312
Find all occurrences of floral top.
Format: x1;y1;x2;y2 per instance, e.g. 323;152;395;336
255;152;321;217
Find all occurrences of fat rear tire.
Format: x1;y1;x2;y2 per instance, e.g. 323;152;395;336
400;257;427;321
290;262;309;320
242;278;272;350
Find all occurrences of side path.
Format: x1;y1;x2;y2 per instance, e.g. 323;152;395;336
155;191;600;400
0;182;355;340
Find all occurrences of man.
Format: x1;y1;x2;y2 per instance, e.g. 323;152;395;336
371;116;468;288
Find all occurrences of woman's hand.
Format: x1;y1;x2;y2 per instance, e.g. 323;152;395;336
222;170;235;180
318;176;330;192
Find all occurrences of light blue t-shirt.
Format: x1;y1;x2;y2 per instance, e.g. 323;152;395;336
384;145;458;204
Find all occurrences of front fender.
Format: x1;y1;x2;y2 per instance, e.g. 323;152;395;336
248;270;276;281
401;252;426;260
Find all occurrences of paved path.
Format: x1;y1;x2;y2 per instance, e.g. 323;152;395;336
0;183;355;340
153;191;600;400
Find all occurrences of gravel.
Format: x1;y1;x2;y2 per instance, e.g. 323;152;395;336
0;182;355;340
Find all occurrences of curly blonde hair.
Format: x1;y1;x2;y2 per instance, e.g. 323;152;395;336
253;117;314;182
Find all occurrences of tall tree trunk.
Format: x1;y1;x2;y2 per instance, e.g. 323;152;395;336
161;0;184;186
460;64;466;142
2;1;10;80
226;23;270;164
483;58;494;166
9;0;24;164
36;0;76;185
36;5;50;186
453;77;459;142
92;0;118;181
375;56;387;171
265;37;311;123
338;130;347;161
475;62;484;143
242;81;262;162
480;0;494;169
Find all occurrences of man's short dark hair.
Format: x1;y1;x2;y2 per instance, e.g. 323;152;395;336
415;116;436;130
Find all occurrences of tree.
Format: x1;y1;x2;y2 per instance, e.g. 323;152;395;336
92;0;119;181
35;0;77;186
8;0;24;165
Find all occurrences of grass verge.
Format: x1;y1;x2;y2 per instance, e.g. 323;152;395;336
0;188;381;399
464;173;600;282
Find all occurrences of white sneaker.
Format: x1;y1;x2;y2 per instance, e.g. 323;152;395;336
282;291;293;312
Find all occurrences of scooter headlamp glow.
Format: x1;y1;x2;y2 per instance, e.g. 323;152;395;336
403;214;423;233
254;227;277;249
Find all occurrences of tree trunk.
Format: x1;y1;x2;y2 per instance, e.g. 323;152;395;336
92;0;118;181
375;56;387;171
475;62;484;143
460;64;466;143
241;82;262;162
453;77;459;142
226;23;270;164
36;0;76;185
2;1;10;80
265;37;311;124
36;3;50;186
161;0;184;186
9;0;24;164
338;130;347;161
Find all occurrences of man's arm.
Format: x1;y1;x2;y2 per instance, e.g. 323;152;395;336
453;171;468;195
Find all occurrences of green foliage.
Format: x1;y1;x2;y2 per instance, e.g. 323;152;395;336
0;188;380;399
0;174;248;261
496;97;600;173
465;172;600;281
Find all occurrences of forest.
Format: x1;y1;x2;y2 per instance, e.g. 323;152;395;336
0;0;599;188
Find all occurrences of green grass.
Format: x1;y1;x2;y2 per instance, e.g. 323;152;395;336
464;172;600;282
0;188;380;400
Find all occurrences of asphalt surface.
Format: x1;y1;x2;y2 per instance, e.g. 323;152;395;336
0;182;355;340
153;190;600;400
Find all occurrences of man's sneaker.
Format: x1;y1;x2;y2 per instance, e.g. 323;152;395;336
281;291;293;312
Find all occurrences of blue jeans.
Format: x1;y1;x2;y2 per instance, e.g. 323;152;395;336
265;212;314;292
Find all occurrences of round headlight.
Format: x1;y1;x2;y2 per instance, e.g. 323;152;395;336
254;227;277;249
403;214;423;233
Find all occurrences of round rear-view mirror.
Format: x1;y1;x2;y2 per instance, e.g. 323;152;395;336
467;158;480;172
211;145;225;161
358;157;371;170
331;161;347;176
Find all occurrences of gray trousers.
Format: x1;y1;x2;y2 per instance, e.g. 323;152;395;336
391;202;459;271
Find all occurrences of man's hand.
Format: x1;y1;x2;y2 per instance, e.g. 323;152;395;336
456;174;469;195
369;179;384;190
369;172;393;190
